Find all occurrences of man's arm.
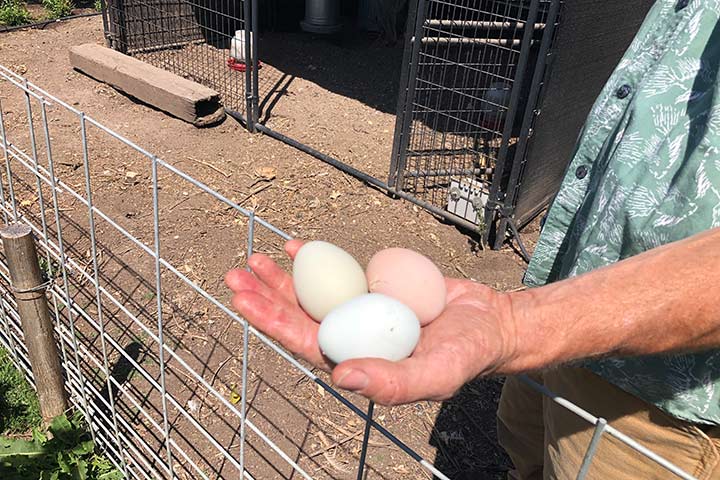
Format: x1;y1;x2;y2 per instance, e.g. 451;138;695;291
506;226;720;373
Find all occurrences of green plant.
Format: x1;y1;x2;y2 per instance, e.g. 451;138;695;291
0;411;123;479
0;348;41;434
42;0;73;20
38;256;59;282
93;0;101;11
0;0;32;26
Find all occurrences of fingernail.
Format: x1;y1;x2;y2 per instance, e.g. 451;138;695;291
335;369;369;392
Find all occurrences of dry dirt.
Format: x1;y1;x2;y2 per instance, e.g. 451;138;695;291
0;16;541;480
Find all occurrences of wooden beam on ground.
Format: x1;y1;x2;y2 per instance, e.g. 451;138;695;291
69;43;226;127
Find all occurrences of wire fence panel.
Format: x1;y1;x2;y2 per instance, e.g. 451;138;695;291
105;0;250;119
0;65;699;480
0;65;451;480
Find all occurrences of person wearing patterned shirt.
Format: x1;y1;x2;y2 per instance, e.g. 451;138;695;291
225;0;720;477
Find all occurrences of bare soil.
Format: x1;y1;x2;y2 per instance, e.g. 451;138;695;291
0;16;540;480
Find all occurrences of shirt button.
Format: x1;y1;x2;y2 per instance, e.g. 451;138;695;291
616;84;632;99
575;165;588;179
676;0;689;9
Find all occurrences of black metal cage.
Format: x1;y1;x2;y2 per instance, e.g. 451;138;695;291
389;0;560;242
105;0;254;118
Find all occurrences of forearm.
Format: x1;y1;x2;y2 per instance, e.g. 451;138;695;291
505;227;720;373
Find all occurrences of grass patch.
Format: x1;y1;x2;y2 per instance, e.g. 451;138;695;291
42;0;73;20
0;0;32;26
0;347;41;434
0;411;124;479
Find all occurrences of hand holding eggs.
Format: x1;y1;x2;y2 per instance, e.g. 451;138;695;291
291;240;447;364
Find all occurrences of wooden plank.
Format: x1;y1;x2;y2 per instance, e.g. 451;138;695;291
69;43;226;127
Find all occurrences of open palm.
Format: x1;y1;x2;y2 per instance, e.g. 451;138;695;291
225;240;516;405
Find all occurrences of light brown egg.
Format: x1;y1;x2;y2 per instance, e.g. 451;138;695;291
366;248;447;326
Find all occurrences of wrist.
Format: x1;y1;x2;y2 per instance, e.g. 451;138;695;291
499;288;561;374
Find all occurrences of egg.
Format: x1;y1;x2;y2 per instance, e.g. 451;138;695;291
292;241;368;321
366;248;446;325
318;293;420;364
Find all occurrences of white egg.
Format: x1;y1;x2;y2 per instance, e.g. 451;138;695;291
293;241;368;321
318;293;421;364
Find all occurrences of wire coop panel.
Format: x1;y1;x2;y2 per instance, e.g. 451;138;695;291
105;0;249;116
390;0;555;234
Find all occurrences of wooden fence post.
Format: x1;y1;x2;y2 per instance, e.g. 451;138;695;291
1;223;68;423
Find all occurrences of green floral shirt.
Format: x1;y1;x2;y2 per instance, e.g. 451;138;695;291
524;0;720;425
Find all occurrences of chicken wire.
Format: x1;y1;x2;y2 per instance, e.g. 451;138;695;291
0;64;698;480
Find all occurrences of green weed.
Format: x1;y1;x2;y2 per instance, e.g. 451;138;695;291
0;411;123;479
0;0;32;26
42;0;73;20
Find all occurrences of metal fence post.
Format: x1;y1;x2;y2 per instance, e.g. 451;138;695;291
0;223;67;423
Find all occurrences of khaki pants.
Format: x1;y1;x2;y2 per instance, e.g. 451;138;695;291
497;367;720;479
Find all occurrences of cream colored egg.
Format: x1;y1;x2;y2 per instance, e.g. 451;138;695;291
293;241;368;321
318;293;421;364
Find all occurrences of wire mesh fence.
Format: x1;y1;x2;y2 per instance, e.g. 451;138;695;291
0;64;700;480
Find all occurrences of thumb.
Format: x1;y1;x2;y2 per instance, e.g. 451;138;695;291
331;357;457;406
284;239;305;259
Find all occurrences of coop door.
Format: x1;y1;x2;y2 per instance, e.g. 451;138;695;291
389;0;551;233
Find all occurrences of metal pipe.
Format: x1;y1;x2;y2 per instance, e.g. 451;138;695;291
356;401;375;480
0;12;102;33
243;0;254;132
389;0;430;190
125;39;204;55
251;0;259;125
403;167;493;178
485;0;541;245
497;0;562;248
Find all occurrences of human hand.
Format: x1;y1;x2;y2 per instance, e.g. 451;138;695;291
224;240;519;406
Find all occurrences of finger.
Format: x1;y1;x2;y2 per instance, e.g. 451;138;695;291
231;290;330;370
284;239;304;259
225;268;292;308
247;253;297;303
225;268;262;293
331;356;462;406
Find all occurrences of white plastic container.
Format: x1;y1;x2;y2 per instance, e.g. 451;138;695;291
230;30;253;62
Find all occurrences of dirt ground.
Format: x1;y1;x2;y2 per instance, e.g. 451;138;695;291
0;16;541;480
